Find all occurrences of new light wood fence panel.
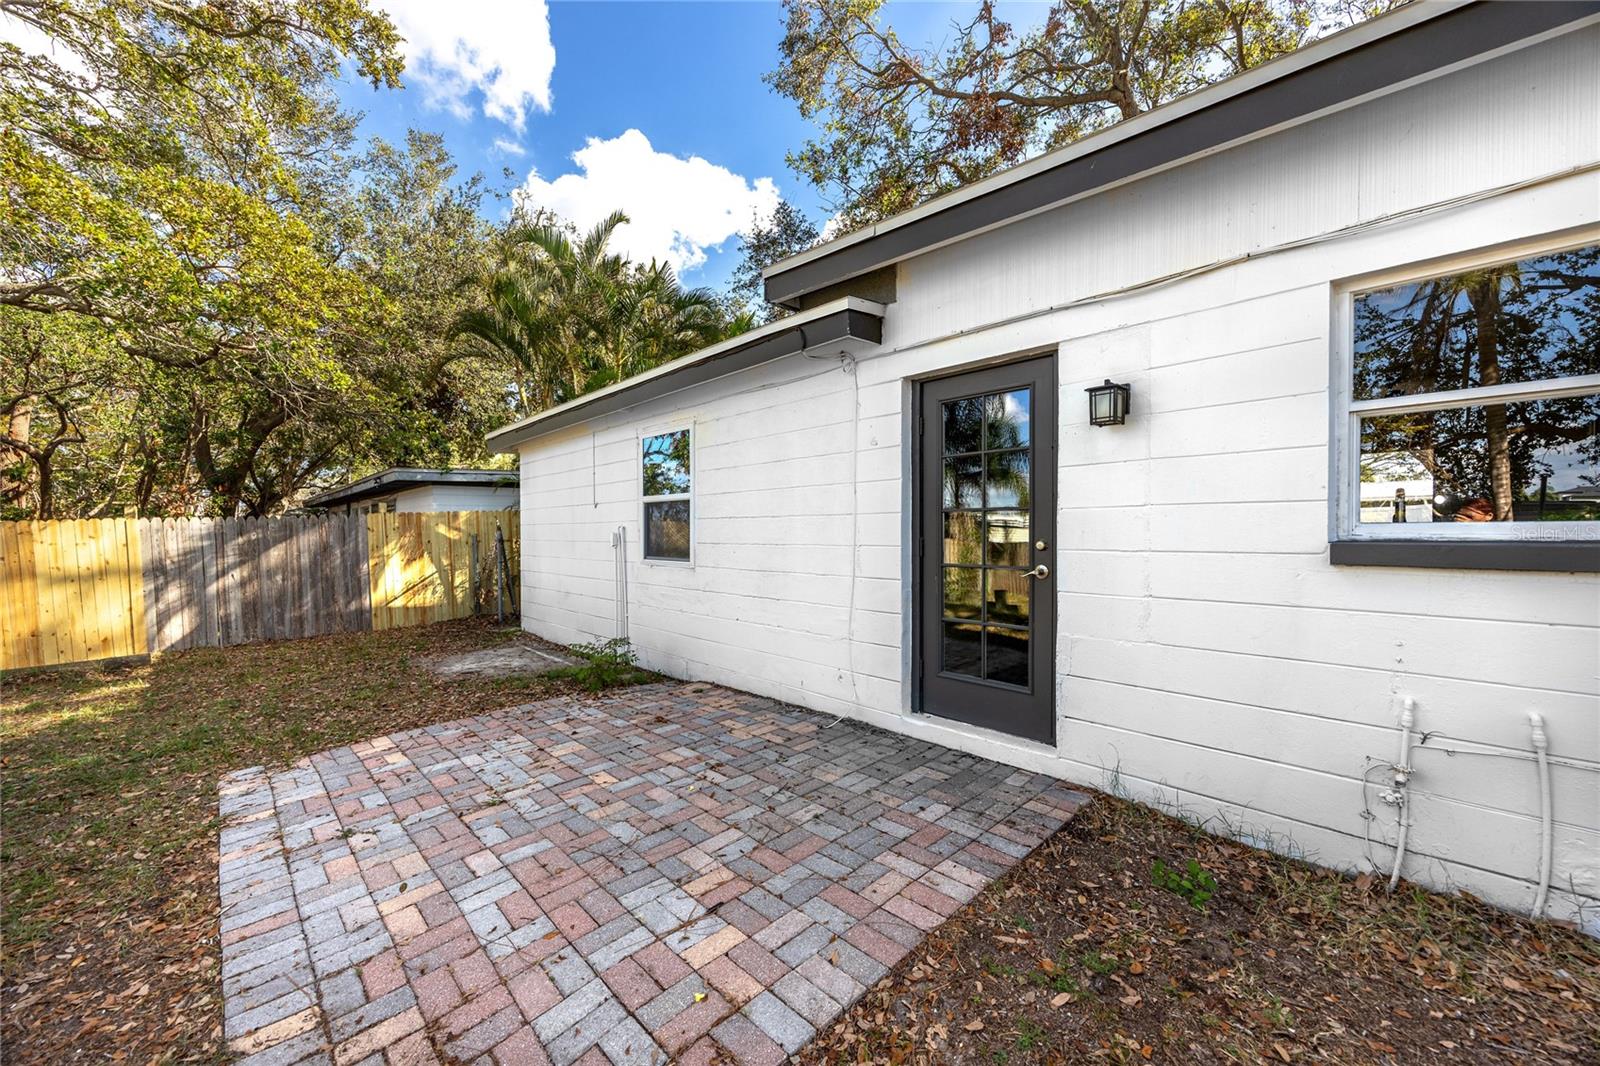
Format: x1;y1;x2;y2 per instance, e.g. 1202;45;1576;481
0;519;147;670
368;510;518;631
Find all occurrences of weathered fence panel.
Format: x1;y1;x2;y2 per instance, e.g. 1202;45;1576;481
136;515;375;654
0;509;518;670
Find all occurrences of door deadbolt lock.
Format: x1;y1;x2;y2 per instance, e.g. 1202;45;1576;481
1035;540;1048;551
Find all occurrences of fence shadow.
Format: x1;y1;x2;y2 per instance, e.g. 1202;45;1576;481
0;510;520;670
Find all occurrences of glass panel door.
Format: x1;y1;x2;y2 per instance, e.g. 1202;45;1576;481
918;357;1055;744
940;386;1032;686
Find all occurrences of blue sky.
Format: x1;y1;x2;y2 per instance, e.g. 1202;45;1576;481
341;2;1045;292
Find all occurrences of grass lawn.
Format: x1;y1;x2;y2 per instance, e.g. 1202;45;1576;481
797;796;1600;1065
0;619;611;1064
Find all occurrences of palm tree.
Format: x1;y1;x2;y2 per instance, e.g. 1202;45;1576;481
448;212;745;415
596;261;729;386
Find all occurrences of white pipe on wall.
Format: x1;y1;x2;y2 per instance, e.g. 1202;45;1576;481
612;525;629;641
1528;711;1552;918
1388;696;1416;894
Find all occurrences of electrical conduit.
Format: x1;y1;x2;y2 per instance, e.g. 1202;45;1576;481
1528;711;1552;918
1388;697;1416;894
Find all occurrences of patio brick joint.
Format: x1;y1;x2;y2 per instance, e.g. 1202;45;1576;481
217;682;1088;1065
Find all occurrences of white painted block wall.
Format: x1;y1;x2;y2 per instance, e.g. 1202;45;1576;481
394;483;520;512
517;31;1600;929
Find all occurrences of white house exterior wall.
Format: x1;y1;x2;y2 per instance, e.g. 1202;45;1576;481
516;30;1600;929
393;483;520;512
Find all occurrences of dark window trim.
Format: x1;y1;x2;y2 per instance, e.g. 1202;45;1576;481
1330;540;1600;572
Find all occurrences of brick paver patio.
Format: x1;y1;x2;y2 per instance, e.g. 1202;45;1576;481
218;683;1087;1065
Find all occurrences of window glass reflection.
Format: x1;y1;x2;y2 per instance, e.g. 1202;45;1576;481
1353;245;1600;401
986;450;1030;509
943;456;983;509
985;627;1029;686
985;390;1031;449
943;512;982;566
644;500;691;558
642;431;691;496
986;569;1030;626
943;397;984;454
943;622;982;677
985;510;1029;566
942;566;982;619
935;384;1038;690
1359;396;1600;523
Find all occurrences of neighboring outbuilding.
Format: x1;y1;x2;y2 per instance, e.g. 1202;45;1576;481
488;2;1600;930
304;467;518;515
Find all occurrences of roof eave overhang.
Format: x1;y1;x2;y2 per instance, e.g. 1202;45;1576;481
305;469;518;508
485;298;885;454
763;0;1600;308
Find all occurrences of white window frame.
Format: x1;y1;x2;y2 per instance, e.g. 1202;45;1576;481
1331;228;1600;543
639;423;695;565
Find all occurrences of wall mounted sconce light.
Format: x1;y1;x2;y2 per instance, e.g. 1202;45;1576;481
1085;379;1131;426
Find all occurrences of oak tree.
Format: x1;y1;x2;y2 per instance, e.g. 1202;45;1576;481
768;0;1397;228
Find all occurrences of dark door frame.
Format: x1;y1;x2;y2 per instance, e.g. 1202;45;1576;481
910;350;1059;745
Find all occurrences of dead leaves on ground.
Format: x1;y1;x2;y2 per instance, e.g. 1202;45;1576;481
794;797;1599;1066
0;620;581;1065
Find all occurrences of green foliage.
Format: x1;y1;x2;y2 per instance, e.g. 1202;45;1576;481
1152;857;1218;909
562;638;648;693
0;5;520;517
728;199;820;321
767;0;1400;230
449;212;750;418
1;0;403;363
1082;949;1120;974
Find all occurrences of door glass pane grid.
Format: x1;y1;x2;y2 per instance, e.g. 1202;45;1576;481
939;386;1033;687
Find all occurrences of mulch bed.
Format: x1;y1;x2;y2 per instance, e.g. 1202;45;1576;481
0;618;604;1065
795;795;1599;1065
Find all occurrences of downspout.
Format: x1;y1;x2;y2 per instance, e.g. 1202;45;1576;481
1528;711;1552;918
1388;697;1416;893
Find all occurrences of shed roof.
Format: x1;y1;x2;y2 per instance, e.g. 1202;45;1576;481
304;468;518;508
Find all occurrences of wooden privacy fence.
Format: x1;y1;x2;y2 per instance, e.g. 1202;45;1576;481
0;510;519;671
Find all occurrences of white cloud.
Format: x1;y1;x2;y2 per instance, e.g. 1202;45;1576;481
519;129;780;273
492;137;526;157
379;0;555;131
1;9;90;77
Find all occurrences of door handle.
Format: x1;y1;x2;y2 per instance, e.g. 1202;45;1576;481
1027;564;1050;580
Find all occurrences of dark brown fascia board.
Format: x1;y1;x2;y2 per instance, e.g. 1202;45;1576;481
1330;540;1600;573
764;1;1600;308
486;305;882;453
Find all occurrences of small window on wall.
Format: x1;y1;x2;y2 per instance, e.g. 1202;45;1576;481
1338;240;1600;538
642;429;692;561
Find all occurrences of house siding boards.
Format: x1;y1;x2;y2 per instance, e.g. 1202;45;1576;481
890;24;1600;351
392;483;520;512
514;27;1600;929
